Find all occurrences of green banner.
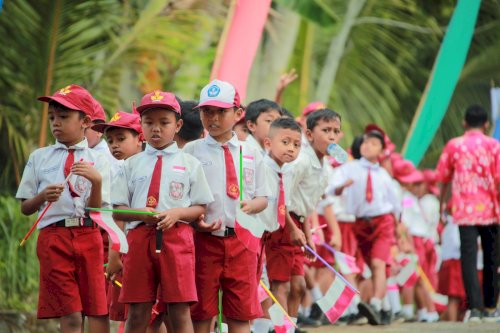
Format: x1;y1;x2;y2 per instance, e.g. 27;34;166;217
402;0;482;165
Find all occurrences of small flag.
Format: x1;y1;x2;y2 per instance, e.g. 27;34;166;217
235;208;266;253
89;210;129;254
268;303;294;333
332;249;361;275
317;277;356;324
361;263;372;279
258;283;270;303
396;256;419;287
431;292;449;312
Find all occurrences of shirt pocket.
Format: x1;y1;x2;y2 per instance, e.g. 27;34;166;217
167;171;190;202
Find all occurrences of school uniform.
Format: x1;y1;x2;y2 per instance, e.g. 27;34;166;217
438;221;465;300
112;142;213;304
16;138;110;319
245;134;266;157
183;133;269;321
328;158;400;267
309;196;336;269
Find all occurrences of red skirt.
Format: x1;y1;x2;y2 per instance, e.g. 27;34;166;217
438;259;465;299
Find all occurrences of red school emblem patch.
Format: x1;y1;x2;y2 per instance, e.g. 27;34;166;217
169;181;185;200
243;168;254;185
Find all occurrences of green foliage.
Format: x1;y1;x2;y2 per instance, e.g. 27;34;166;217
0;196;39;311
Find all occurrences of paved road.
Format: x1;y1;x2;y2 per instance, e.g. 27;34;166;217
307;322;499;333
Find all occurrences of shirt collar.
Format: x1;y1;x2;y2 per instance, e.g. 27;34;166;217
205;132;240;147
246;134;266;154
303;144;322;169
145;141;179;155
54;138;88;150
264;154;282;173
464;129;484;137
359;157;380;169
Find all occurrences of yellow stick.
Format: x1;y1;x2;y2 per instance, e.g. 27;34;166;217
417;265;435;293
259;280;298;328
104;272;122;288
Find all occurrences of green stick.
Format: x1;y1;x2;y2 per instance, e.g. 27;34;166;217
85;207;156;215
218;289;223;332
239;145;243;201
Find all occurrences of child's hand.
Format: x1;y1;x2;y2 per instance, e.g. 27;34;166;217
106;250;123;281
329;232;342;251
42;184;65;202
193;215;222;232
71;161;101;185
141;207;160;225
334;179;354;195
240;200;253;214
305;239;317;262
277;69;298;91
156;208;181;231
289;227;307;246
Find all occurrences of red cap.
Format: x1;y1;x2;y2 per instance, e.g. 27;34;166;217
91;111;144;140
393;159;424;184
91;98;106;122
422;169;439;196
38;84;95;116
136;90;181;115
302;101;326;117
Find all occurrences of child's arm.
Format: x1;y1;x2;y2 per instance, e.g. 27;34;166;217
274;69;298;104
323;204;342;250
285;210;306;246
156;205;207;230
240;196;268;214
303;215;316;261
20;184;64;215
71;161;102;208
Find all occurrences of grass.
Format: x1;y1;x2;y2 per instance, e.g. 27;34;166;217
0;195;39;311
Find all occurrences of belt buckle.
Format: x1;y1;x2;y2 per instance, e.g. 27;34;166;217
65;217;81;227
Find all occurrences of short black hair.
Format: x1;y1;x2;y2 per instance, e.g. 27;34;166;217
465;104;488;128
269;117;302;136
280;107;294;119
364;130;386;148
350;135;364;160
48;101;86;119
306;108;341;130
178;100;203;142
245;99;282;123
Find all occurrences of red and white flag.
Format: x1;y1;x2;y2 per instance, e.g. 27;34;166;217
258;283;270;303
396;256;419;287
89;210;128;254
431;292;449;312
317;277;356;324
268;303;294;333
333;250;361;275
235;209;266;253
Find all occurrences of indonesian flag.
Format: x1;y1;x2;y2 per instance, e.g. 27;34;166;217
89;210;128;254
396;256;419;287
317;277;356;324
268;303;294;333
258;283;270;303
431;292;449;312
235;209;266;253
333;249;361;275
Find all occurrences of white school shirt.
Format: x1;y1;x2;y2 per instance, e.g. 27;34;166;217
112;142;214;230
440;219;461;261
258;154;290;232
93;139;123;173
183;133;270;237
327;158;400;218
245;134;266;157
283;144;330;218
400;190;429;237
419;194;440;242
16;138;111;229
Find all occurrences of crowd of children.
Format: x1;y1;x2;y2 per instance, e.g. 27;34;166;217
15;80;499;333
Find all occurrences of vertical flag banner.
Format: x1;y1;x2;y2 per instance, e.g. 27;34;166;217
402;0;482;165
317;277;356;324
210;0;272;101
268;303;294;333
89;211;129;254
491;87;500;140
235;208;266;253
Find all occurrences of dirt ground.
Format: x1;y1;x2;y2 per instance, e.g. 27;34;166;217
307;322;499;333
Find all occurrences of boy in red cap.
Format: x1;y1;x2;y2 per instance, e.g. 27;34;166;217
16;84;111;333
112;90;214;333
327;128;400;326
92;110;144;325
184;79;270;333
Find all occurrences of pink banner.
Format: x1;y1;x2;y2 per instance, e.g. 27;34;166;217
211;0;272;101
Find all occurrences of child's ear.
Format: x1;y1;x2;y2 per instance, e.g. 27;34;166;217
263;137;272;151
175;119;184;133
305;128;313;142
82;115;92;129
246;120;256;133
235;107;243;119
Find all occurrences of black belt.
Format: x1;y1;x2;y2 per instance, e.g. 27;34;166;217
290;212;306;223
223;227;236;237
54;217;96;227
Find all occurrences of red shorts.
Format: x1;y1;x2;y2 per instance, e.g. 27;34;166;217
266;214;305;281
120;223;196;304
353;214;396;266
338;222;357;256
438;259;465;299
309;215;335;269
37;225;107;319
108;271;127;321
412;236;438;289
190;232;261;321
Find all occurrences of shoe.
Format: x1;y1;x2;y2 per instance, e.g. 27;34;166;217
333;315;348;326
392;311;405;324
297;313;321;327
482;308;500;323
468;308;482;323
295;328;308;333
358;301;381;325
381;310;392;325
349;313;368;325
308;303;323;321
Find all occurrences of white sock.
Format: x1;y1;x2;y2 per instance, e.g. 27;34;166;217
350;294;360;315
402;304;414;318
311;286;323;302
427;311;439;322
298;305;305;315
370;297;382;312
382;295;391;312
290;317;297;333
417;308;428;321
387;289;402;314
253;318;272;333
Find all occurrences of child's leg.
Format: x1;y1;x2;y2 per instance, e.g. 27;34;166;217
371;258;387;300
87;315;110;333
168;303;194;333
288;276;306;317
271;281;290;311
60;312;83;333
147;312;166;333
226;318;250;333
193;319;212;333
125;302;154;333
447;297;460;322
